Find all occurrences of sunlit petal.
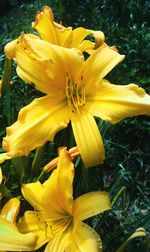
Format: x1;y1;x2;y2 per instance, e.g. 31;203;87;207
54;27;72;47
17;211;49;250
71;109;105;168
16;46;59;95
87;80;150;123
93;31;105;49
0;217;37;251
83;43;124;91
42;150;74;217
55;149;74;214
32;5;58;44
21;182;43;211
2;95;70;159
45;228;70;252
15;35;84;92
79;39;95;52
66;223;102;252
22;151;74;220
0;153;11;164
70;27;93;48
0;198;20;223
32;6;96;52
4;34;40;59
32;5;73;47
4;38;18;59
41;170;68;218
73;192;111;221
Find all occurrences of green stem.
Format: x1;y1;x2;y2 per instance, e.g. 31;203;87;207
31;145;46;176
111;186;126;208
109;167;126;194
81;163;89;193
1;57;11;96
12;157;25;184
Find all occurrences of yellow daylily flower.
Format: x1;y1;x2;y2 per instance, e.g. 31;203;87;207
1;35;150;167
0;198;37;251
32;5;104;51
17;149;111;251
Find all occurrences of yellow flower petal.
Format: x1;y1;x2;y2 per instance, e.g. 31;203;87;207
15;46;58;94
32;6;67;46
22;180;67;219
45;229;70;252
71;109;105;168
73;192;111;221
54;149;74;214
69;27;93;48
66;223;102;252
4;38;18;59
17;211;49;250
15;35;84;92
0;217;37;251
15;49;61;94
32;6;96;52
0;153;11;164
32;5;58;44
87;80;150;123
41;170;68;218
4;34;39;59
21;182;43;211
54;27;72;47
0;198;20;223
79;39;95;52
2;95;70;159
22;151;74;219
93;31;105;49
83;43;124;91
42;149;74;217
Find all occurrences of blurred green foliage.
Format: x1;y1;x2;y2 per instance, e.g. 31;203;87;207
0;0;150;251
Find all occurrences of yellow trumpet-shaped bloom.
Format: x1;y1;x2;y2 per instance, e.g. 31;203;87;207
0;198;37;251
1;35;150;167
17;149;111;251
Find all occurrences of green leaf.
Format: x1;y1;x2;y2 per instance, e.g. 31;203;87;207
1;57;11;96
12;157;25;184
117;227;147;252
0;184;12;198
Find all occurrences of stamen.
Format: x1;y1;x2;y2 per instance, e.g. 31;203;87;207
65;73;85;113
34;210;52;239
50;216;72;236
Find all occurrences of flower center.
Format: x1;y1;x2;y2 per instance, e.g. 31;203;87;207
49;216;72;236
66;73;85;113
35;210;72;239
35;211;52;239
